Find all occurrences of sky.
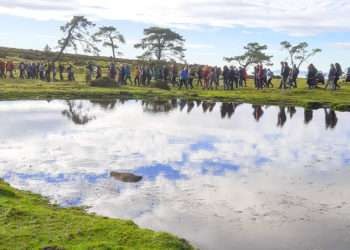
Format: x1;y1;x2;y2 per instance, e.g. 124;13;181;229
0;0;349;72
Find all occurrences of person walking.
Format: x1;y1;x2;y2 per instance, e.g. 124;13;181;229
52;63;57;82
325;64;337;90
179;67;189;89
59;63;65;81
125;65;132;85
96;65;102;80
290;64;299;88
281;62;290;89
307;64;318;89
203;66;210;90
223;66;230;90
6;61;15;79
0;60;6;79
266;68;274;88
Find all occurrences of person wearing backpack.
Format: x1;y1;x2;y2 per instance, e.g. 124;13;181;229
179;67;189;89
266;68;274;88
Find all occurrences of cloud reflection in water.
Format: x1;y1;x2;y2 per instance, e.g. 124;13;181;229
0;100;350;250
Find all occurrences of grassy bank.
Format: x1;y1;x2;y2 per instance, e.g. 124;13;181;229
1;79;350;111
0;180;194;250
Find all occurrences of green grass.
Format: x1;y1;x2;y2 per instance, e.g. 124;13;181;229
1;78;350;111
0;180;194;250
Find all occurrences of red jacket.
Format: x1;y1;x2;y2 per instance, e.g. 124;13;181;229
6;62;14;71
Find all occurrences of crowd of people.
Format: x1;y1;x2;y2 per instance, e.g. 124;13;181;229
0;59;349;91
308;63;343;90
0;60;76;82
104;63;250;90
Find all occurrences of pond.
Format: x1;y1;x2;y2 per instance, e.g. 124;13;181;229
1;99;350;250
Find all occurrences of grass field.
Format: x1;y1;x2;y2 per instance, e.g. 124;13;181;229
1;77;350;111
0;180;194;250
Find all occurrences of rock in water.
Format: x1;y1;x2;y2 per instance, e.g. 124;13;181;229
110;172;143;183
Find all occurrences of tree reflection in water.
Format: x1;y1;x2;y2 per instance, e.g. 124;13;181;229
62;101;95;125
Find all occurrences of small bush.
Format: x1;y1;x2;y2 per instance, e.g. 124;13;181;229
90;77;118;88
151;80;171;90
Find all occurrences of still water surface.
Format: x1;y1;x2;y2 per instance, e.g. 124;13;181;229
1;99;350;250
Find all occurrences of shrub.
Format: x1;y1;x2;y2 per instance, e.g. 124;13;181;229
90;77;118;88
151;80;171;90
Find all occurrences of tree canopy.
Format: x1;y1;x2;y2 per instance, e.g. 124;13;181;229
280;41;321;69
224;42;273;68
55;16;99;62
134;27;186;61
93;26;125;62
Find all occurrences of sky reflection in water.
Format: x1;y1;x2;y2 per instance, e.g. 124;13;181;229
1;99;350;250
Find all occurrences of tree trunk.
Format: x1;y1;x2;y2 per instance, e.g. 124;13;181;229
290;53;294;66
54;25;76;63
156;37;162;60
110;37;116;63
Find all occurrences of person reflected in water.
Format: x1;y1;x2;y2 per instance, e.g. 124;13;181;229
221;103;236;119
179;99;187;112
201;101;216;113
208;102;216;113
171;99;178;109
277;106;287;127
187;101;195;113
304;109;314;125
252;105;264;122
324;108;338;129
287;106;296;119
202;101;209;113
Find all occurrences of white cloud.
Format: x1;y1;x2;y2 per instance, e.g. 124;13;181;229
187;43;215;49
0;0;350;36
332;42;350;49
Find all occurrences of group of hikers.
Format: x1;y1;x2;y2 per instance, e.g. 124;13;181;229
1;59;349;91
0;60;76;81
105;63;249;90
308;63;343;90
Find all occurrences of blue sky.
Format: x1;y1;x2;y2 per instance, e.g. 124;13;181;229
0;0;349;72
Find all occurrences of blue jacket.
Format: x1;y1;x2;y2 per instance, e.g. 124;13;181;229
180;69;189;80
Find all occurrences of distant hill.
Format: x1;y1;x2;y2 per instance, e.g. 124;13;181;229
0;46;143;66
